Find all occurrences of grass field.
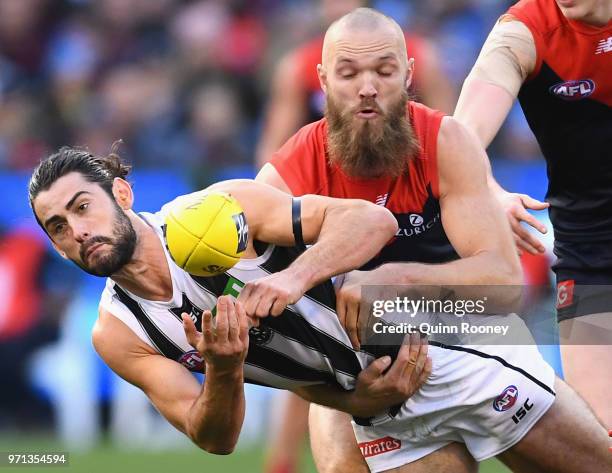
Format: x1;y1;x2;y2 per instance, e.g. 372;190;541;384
0;436;511;473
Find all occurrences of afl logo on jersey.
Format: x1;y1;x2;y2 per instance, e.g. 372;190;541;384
549;79;595;101
493;385;519;412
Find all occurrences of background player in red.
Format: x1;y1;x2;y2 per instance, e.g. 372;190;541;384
258;7;612;473
454;0;612;429
254;0;455;170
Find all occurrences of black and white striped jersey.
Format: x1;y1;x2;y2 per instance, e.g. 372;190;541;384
99;207;374;391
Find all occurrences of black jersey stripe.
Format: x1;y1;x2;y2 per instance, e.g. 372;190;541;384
246;344;337;384
190;272;231;297
260;310;362;377
113;285;184;361
256;327;358;382
191;271;362;377
257;246;337;312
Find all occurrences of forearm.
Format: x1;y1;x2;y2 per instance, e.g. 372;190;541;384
376;251;521;286
370;255;522;313
186;367;245;454
288;201;398;290
293;384;376;418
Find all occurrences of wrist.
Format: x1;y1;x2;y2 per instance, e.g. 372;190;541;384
374;263;416;285
284;264;315;292
343;391;366;417
205;363;244;382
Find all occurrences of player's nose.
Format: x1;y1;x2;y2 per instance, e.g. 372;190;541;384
358;74;378;99
72;220;91;243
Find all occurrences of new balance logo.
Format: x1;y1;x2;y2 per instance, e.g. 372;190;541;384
375;193;388;206
595;36;612;54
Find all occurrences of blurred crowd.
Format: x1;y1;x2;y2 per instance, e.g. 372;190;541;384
0;0;550;448
0;0;540;180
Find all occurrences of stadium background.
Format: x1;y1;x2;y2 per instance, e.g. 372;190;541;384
0;0;559;471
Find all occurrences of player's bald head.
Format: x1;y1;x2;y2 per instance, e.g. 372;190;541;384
321;7;407;69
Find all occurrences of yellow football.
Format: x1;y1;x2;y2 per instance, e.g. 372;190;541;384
164;191;248;276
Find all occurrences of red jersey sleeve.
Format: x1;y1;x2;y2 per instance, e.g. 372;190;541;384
269;119;327;196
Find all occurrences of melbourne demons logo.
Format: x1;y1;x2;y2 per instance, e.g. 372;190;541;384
549;79;595;101
493;385;519;412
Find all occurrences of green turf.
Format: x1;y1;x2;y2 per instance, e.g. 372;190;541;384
0;436;511;472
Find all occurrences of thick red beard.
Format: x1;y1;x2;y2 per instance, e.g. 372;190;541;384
325;91;420;178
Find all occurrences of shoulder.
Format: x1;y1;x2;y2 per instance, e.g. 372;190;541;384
93;307;157;373
436;117;488;194
409;101;445;124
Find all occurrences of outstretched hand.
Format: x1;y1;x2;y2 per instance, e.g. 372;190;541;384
182;295;249;374
494;189;549;255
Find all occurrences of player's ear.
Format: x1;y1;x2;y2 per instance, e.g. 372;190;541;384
405;58;415;89
112;177;134;210
317;64;327;94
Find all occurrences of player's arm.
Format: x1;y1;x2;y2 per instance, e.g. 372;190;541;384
454;16;548;254
256;162;292;194
337;118;523;348
370;117;522;284
93;296;248;454
293;333;431;417
255;52;308;169
209;179;398;318
454;15;534;148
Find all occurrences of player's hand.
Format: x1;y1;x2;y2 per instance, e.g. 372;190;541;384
335;270;370;350
182;295;249;374
349;333;431;418
494;188;548;255
238;269;305;319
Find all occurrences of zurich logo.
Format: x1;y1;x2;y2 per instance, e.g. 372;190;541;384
493;385;519;412
409;214;424;226
549;79;595;101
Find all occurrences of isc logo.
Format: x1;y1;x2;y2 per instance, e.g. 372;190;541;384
549;79;595;101
512;398;534;425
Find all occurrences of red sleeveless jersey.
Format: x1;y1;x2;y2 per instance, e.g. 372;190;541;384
508;0;612;244
270;102;458;268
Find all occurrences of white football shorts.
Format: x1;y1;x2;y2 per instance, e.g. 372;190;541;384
352;339;556;472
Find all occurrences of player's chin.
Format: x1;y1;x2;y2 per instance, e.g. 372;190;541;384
83;254;123;277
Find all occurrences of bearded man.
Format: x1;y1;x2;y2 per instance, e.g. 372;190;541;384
256;7;612;473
